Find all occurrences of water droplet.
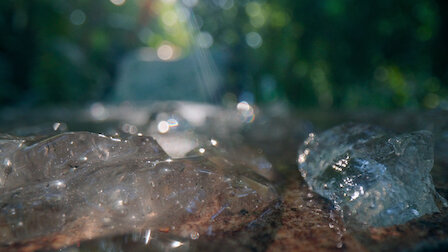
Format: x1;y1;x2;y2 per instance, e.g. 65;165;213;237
4;158;12;167
49;180;66;189
171;241;183;248
52;122;61;131
336;242;343;248
190;231;200;240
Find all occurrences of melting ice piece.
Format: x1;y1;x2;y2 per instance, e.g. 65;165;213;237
298;123;447;227
0;132;277;249
0;132;168;190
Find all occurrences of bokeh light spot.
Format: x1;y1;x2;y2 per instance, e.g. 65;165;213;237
110;0;126;6
70;9;86;26
196;32;214;48
157;44;174;61
162;11;178;27
157;121;170;134
245;32;262;48
182;0;198;8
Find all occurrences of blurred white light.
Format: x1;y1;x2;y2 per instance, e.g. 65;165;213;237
199;148;205;154
144;229;151;244
196;32;214;48
182;0;198;7
157;44;174;61
171;241;183;248
154;135;198;158
158;121;170;134
50;180;66;189
177;103;216;126
3;159;11;167
210;139;218;146
245;32;262;48
237;101;251;111
52;122;61;131
110;0;126;6
237;101;255;123
122;123;138;134
90;102;108;121
70;9;86;25
162;11;178;26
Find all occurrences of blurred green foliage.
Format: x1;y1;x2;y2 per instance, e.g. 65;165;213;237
0;0;447;109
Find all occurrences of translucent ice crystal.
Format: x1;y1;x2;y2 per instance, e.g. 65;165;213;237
0;132;277;246
298;123;447;227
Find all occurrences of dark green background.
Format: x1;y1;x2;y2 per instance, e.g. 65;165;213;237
1;0;447;109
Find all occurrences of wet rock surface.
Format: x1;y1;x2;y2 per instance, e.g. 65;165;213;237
0;103;448;251
267;175;365;252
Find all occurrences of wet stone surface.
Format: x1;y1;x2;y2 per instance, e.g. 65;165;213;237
0;103;447;251
267;175;365;252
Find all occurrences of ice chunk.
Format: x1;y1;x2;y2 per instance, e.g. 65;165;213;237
298;123;447;227
0;132;277;247
0;132;168;190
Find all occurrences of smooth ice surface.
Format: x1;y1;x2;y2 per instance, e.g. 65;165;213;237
0;132;277;246
298;123;447;227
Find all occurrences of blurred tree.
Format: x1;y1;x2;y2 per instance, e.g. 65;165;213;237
0;0;447;109
0;0;142;105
